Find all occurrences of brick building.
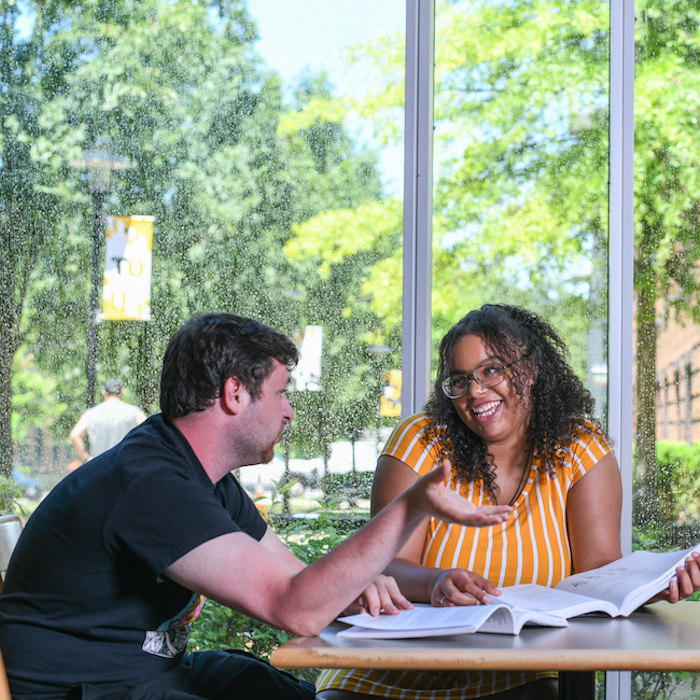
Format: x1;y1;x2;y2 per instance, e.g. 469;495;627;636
654;311;700;443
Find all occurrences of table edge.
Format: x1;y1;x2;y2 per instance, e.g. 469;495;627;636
271;645;700;672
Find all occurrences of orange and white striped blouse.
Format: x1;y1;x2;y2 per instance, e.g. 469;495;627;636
384;412;613;587
315;413;614;700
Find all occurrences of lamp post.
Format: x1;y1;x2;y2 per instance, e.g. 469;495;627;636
69;146;131;408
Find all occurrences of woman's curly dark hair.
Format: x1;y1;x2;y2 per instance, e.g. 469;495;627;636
424;304;599;502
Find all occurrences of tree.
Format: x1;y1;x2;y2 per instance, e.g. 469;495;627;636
287;0;700;530
293;0;609;376
284;199;399;459
633;0;700;524
0;0;83;476
4;1;389;475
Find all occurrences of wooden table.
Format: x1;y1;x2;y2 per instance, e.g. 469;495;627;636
271;602;700;699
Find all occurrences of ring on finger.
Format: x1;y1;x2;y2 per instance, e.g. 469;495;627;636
440;595;448;605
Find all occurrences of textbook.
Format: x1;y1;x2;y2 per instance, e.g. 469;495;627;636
338;602;568;638
338;543;700;638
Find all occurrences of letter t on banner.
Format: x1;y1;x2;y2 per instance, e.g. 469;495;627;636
103;216;154;321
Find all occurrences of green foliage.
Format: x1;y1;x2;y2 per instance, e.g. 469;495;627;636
656;441;700;526
11;348;67;445
320;472;374;507
0;474;20;515
633;440;700;555
326;0;612;383
632;670;699;700
188;598;295;663
2;0;390;474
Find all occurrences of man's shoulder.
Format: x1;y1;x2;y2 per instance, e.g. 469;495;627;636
118;415;209;481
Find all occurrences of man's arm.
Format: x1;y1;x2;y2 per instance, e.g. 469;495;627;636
258;528;306;573
164;460;511;637
258;524;414;616
69;414;90;462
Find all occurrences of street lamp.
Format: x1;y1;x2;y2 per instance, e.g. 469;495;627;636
69;145;132;408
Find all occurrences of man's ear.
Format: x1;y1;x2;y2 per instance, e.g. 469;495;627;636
221;376;250;415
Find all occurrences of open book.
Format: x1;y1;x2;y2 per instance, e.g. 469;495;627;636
338;543;700;638
338;602;568;637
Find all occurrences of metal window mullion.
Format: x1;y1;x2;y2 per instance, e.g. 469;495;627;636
402;0;435;417
606;0;635;694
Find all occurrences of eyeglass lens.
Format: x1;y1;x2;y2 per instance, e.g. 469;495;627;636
442;355;527;399
444;365;505;398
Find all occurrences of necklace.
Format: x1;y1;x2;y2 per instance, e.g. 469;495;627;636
508;447;534;506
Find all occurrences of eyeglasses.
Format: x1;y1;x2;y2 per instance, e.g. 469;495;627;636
440;356;527;400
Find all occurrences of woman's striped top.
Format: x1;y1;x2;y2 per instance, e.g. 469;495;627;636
315;413;614;699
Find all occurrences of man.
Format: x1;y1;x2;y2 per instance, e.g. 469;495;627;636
69;378;147;462
0;313;511;700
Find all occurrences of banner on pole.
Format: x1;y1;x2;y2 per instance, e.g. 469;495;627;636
380;370;402;417
292;325;323;391
103;216;153;321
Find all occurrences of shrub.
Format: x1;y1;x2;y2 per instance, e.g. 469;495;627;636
655;441;700;526
0;475;20;514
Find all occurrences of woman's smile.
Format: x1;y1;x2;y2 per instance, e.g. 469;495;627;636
472;399;502;420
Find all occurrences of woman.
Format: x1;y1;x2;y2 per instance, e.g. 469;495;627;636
317;304;698;700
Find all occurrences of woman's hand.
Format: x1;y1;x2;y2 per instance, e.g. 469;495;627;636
651;551;700;604
429;568;501;606
342;574;414;617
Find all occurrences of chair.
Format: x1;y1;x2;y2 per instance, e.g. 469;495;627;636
559;671;595;700
0;649;10;700
0;514;23;593
0;514;22;700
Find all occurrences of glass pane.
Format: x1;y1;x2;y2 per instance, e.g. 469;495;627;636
242;1;406;513
633;0;700;692
432;0;611;412
3;2;404;517
432;3;612;696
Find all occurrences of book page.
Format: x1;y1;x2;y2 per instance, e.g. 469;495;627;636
337;602;568;638
498;584;619;618
555;544;700;616
477;602;569;634
338;603;504;637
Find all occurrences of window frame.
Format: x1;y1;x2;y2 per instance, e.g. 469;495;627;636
403;1;636;696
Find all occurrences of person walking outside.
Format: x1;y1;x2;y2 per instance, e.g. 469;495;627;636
69;378;147;463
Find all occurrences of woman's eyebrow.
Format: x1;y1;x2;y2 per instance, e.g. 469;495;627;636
451;355;502;373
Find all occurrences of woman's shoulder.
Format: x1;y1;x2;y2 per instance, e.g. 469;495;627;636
569;416;609;439
567;417;614;458
394;412;433;431
384;412;432;447
382;413;443;470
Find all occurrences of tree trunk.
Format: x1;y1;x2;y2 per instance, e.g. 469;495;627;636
137;322;159;414
0;325;14;478
634;250;660;528
0;230;21;479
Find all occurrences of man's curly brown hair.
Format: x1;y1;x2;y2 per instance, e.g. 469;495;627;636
424;304;600;502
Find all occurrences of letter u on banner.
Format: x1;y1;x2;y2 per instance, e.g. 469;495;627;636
103;216;154;321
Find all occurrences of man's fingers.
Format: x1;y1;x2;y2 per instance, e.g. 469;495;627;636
422;459;512;527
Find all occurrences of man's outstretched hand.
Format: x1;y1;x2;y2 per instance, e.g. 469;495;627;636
416;459;512;527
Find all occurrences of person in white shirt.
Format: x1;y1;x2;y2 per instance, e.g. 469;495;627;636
69;378;147;462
